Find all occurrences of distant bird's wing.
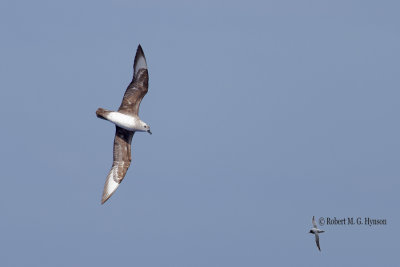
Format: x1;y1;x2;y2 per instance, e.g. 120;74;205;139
118;45;149;116
312;216;317;228
315;233;321;251
101;126;134;204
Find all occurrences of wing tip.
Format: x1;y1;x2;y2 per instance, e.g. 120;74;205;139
101;195;109;205
137;44;144;54
101;175;121;205
101;196;111;205
134;44;147;75
101;187;118;205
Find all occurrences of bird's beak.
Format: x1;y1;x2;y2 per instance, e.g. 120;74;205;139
147;130;152;135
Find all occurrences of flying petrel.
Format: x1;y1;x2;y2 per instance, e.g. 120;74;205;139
309;216;325;251
96;44;151;204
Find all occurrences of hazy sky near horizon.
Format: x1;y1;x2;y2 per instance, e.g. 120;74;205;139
1;0;399;266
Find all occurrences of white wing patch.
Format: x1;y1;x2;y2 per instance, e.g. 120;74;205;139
134;54;147;76
101;165;122;204
106;167;120;195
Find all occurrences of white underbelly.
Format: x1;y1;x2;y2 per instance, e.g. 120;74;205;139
106;112;138;131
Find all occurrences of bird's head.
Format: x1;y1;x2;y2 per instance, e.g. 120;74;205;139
140;121;152;135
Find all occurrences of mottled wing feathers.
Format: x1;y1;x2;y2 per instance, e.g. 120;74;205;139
101;127;134;204
118;45;149;116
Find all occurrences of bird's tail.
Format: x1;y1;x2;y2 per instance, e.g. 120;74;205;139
96;108;111;120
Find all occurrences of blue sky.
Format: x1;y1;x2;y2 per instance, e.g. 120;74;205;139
1;0;399;266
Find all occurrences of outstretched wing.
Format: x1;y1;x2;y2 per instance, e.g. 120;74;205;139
101;126;134;204
118;45;149;116
312;216;317;228
315;233;321;251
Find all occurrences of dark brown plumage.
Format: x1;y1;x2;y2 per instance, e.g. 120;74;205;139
101;127;134;204
118;45;149;116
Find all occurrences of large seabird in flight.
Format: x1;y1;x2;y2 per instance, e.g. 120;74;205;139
96;44;151;204
309;216;325;251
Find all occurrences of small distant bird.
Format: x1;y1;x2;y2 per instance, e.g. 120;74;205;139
309;216;325;251
96;45;151;204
